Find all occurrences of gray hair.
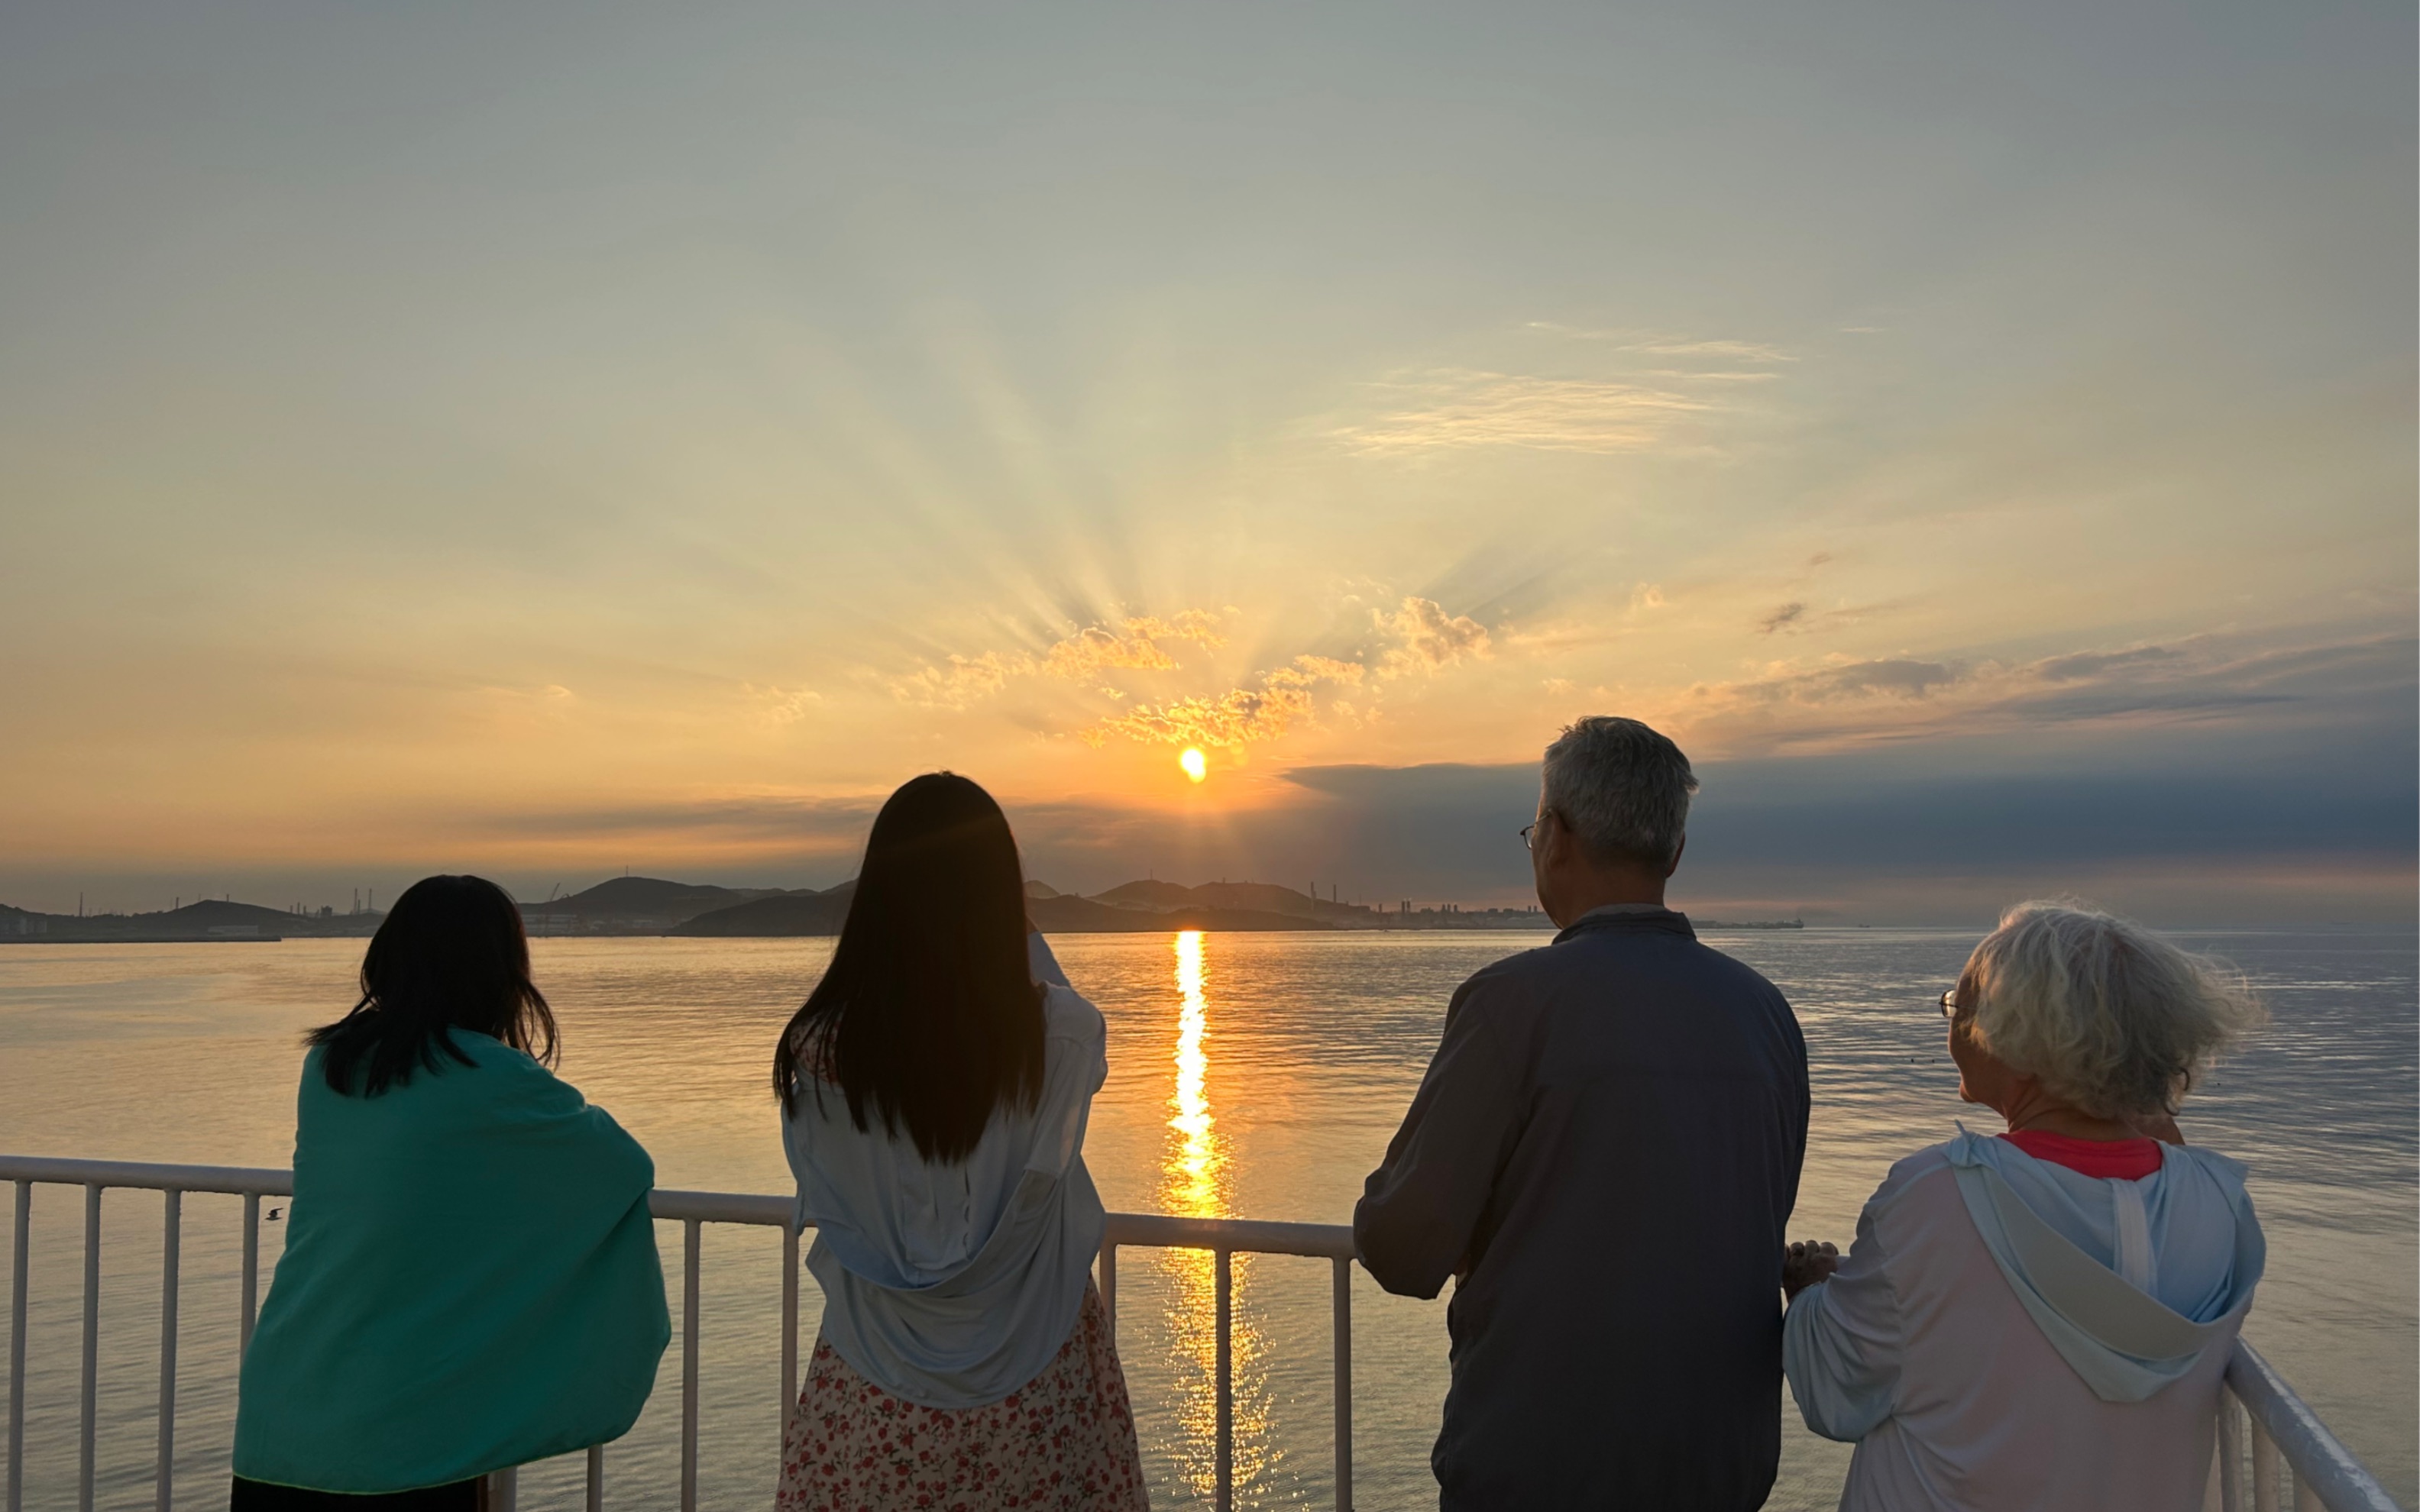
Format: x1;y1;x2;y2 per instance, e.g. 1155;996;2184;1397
1962;900;2266;1119
1540;716;1699;867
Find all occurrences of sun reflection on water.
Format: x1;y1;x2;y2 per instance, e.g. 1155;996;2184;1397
1156;930;1276;1498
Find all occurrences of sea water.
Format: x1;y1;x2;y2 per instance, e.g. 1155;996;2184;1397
0;927;2411;1509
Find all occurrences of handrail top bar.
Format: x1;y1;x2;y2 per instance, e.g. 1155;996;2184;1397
0;1155;292;1197
0;1153;1356;1257
649;1188;793;1226
2227;1341;2407;1512
1106;1210;1355;1259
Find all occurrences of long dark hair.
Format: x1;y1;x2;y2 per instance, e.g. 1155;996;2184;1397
773;773;1045;1163
309;874;558;1097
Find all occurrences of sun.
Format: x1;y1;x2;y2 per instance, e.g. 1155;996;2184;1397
1179;747;1208;783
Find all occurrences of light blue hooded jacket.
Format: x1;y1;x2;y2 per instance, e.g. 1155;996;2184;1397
1784;1127;2264;1510
1790;1126;2263;1433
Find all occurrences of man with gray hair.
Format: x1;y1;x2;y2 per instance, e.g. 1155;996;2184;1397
1356;716;1808;1509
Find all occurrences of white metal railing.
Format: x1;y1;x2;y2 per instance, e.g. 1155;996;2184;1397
2;1155;1354;1512
2208;1341;2405;1512
6;1158;2407;1512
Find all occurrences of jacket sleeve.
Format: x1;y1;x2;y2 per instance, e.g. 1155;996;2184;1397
1783;1193;1904;1442
1352;974;1525;1300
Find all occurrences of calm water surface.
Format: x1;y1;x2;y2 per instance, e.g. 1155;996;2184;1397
1;928;2412;1509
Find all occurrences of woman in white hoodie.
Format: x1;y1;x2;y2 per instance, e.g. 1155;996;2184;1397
769;774;1145;1510
1782;901;2266;1512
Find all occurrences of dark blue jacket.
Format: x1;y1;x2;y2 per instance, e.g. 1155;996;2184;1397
1354;907;1808;1510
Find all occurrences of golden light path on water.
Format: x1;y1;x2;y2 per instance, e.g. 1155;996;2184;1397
1157;930;1276;1497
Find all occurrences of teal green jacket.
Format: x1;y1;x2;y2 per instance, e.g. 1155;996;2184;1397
234;1032;670;1492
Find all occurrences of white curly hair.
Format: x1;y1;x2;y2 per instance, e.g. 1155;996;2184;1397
1959;900;2265;1119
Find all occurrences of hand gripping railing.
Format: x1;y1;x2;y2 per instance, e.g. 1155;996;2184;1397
2;1155;1358;1512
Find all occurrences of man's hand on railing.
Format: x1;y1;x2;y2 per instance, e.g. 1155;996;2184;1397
1781;1239;1839;1300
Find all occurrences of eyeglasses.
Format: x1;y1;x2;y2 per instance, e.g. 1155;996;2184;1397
1520;811;1553;851
1937;987;1959;1019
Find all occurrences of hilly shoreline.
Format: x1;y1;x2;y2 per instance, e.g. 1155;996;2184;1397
5;874;1796;943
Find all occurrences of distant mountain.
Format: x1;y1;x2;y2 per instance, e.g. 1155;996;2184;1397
669;891;852;937
1;897;370;942
521;875;809;930
1086;879;1372;923
2;873;1542;946
1087;879;1198;910
670;887;1335;937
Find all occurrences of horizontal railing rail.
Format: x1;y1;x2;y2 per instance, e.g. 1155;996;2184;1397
2;1155;1356;1512
2210;1341;2405;1512
8;1154;2408;1512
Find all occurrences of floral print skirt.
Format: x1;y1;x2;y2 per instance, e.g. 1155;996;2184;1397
775;1281;1148;1511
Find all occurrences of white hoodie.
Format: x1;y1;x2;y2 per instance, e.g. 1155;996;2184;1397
1784;1128;2264;1511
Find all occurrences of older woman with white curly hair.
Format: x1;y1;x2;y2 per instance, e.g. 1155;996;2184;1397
1780;901;2267;1511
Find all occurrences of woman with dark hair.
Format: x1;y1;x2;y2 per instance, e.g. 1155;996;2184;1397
773;774;1146;1510
232;875;669;1510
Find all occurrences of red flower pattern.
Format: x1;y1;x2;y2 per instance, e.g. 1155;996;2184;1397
776;1281;1148;1511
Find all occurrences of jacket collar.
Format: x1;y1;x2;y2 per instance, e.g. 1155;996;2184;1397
1551;905;1696;945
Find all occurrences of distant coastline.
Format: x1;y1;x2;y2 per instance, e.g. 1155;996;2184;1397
0;897;372;944
2;876;1806;942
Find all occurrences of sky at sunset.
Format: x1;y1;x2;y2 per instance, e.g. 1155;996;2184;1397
2;0;2412;922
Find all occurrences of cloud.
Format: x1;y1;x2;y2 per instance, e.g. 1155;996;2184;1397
2031;644;2187;683
1712;657;1959;706
1037;611;1226;683
744;683;823;725
1241;732;2416;923
892;612;1226;707
1674;630;2415;757
911;598;1495;751
1082;655;1364;749
1758;603;1807;635
1330;370;1721;455
487;792;882;842
1375;596;1491;677
891;651;1021;709
1521;324;1796;364
1625;339;1795;363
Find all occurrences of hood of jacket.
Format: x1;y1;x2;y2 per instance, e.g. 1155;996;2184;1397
1946;1127;2263;1403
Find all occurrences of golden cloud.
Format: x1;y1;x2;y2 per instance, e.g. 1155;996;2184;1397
744;683;823;725
1375;596;1491;677
1083;656;1364;749
1037;611;1226;682
893;612;1228;707
917;599;1491;750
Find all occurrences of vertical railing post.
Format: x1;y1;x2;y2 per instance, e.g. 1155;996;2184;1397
2290;1472;2321;1512
155;1189;180;1511
681;1219;701;1512
584;1443;604;1512
1213;1248;1232;1512
484;1465;516;1510
781;1222;799;1430
1098;1241;1118;1336
2218;1394;2244;1512
78;1184;99;1512
2250;1413;2281;1512
239;1193;260;1360
1331;1255;1353;1512
8;1180;28;1512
